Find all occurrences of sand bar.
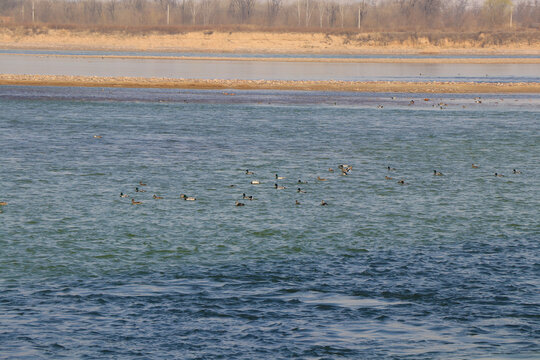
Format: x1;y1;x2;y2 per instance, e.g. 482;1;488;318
1;74;539;93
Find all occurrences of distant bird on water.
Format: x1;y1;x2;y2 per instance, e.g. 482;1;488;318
131;199;142;205
513;169;521;174
472;164;479;169
181;194;196;201
0;201;8;206
321;200;328;206
433;170;444;176
245;169;254;175
235;201;245;206
120;192;128;198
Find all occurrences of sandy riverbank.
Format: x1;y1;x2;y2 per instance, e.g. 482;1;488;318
1;74;539;93
1;28;539;55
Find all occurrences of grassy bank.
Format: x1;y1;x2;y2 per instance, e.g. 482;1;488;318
1;26;539;54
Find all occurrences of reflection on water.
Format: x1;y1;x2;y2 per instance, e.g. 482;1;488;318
2;53;539;82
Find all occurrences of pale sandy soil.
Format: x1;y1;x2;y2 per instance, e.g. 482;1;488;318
1;28;539;55
1;74;539;93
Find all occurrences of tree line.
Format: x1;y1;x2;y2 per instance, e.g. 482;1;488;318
0;0;538;31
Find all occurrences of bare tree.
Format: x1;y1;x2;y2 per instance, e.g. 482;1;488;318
266;0;281;26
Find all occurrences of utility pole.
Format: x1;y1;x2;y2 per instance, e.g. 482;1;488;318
509;3;513;27
32;1;35;23
167;3;170;25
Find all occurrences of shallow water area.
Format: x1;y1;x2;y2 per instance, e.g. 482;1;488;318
1;51;539;82
0;86;539;359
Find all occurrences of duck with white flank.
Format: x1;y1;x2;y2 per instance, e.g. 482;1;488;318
181;194;196;201
433;170;444;176
120;192;128;198
250;180;260;185
245;169;254;175
275;174;285;180
275;183;286;190
513;169;522;174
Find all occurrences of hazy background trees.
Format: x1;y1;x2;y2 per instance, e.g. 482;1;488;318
0;0;538;31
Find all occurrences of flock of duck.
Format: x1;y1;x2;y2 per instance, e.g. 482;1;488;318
117;163;522;208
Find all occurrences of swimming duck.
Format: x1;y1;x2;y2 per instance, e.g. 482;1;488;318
93;135;102;139
131;199;142;205
275;174;285;180
275;183;286;190
135;187;146;192
0;201;7;206
321;200;328;206
328;168;334;172
242;193;249;199
472;164;479;169
494;173;504;177
298;180;308;184
153;194;163;199
250;180;260;185
245;169;254;175
513;169;521;174
139;181;147;186
297;188;306;193
397;179;407;185
295;200;301;205
385;176;393;180
433;170;444;176
387;166;396;171
235;201;245;206
317;176;327;181
181;194;196;201
120;192;128;198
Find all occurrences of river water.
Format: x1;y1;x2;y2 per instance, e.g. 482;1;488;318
0;86;539;358
1;51;539;82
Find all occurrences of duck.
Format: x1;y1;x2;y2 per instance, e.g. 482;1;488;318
317;176;327;181
93;135;102;139
295;200;301;205
181;194;196;201
153;194;163;199
135;187;146;193
494;173;504;177
242;193;250;199
297;180;308;184
433;170;444;176
472;164;479;169
0;201;8;206
297;188;306;193
513;169;521;174
275;174;285;180
250;180;260;185
235;201;245;206
131;199;142;205
328;168;334;172
397;179;407;185
139;181;147;186
120;192;129;198
245;169;254;175
275;183;286;190
321;200;328;206
385;176;393;180
387;166;396;171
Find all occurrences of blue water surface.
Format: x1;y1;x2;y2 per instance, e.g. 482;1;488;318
0;86;539;359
